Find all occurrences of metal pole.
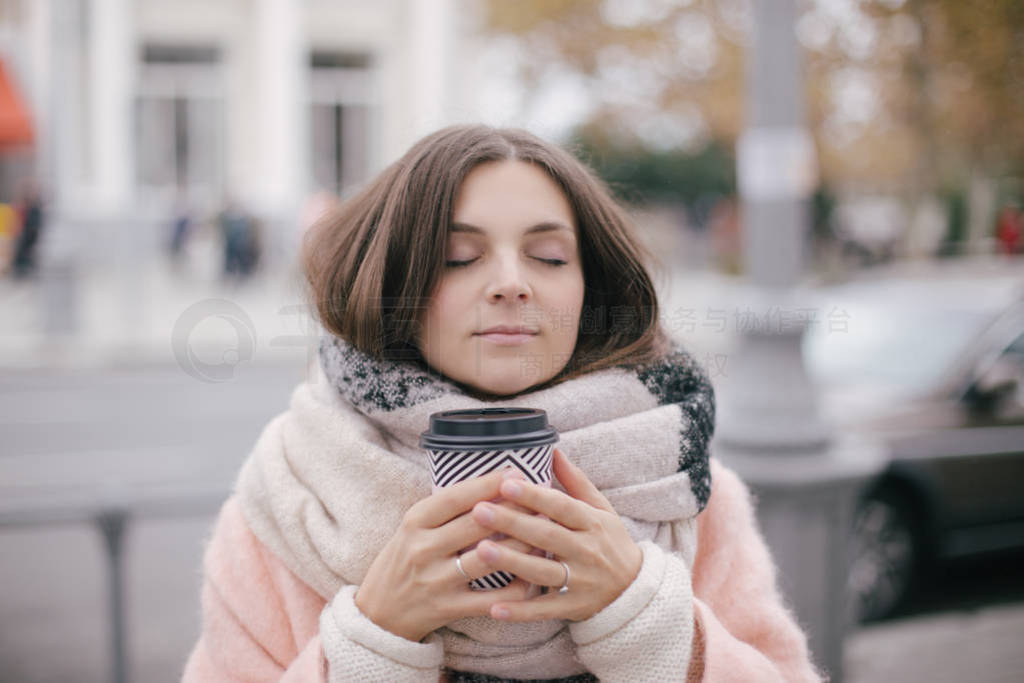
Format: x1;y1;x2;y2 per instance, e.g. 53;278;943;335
97;510;129;683
715;1;887;680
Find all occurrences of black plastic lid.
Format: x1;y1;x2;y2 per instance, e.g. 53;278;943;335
419;407;559;450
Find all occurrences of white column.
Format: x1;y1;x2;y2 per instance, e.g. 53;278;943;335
47;0;83;211
26;0;53;195
408;0;455;137
88;0;134;213
255;0;307;214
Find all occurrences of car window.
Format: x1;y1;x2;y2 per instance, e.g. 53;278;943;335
999;328;1024;373
1008;330;1024;356
803;306;993;393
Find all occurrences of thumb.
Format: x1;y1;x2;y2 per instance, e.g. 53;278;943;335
552;447;614;513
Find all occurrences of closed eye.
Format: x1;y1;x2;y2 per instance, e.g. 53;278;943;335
445;257;567;268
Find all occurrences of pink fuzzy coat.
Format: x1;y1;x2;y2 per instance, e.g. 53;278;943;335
183;458;824;681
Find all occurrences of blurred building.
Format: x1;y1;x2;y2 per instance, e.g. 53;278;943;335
0;0;477;268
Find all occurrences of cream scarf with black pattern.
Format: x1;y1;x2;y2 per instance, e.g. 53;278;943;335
234;335;715;680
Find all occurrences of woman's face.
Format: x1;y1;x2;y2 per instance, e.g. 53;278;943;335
416;160;585;397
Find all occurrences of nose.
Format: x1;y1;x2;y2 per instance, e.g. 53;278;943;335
485;253;531;303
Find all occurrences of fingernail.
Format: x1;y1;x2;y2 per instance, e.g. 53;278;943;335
502;480;523;498
502;468;524;480
492;605;510;620
478;542;498;563
474;503;495;524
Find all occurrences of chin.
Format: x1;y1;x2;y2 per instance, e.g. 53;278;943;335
465;368;551;399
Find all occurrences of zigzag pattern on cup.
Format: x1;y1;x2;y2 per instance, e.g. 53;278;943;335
429;446;554;488
429;445;554;591
470;569;516;591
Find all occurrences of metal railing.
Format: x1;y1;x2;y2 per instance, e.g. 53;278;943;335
0;484;229;683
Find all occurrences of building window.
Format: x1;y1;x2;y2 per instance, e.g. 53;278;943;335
135;44;224;201
310;50;373;197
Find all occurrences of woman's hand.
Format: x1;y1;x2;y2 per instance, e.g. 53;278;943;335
470;448;643;623
353;468;534;642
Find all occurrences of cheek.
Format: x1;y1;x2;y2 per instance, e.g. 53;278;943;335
423;287;468;339
546;275;585;338
561;273;585;319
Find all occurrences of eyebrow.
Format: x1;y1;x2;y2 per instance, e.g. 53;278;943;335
449;221;575;237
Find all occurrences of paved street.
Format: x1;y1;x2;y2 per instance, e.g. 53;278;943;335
846;602;1024;683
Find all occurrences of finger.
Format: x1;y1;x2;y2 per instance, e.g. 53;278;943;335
495;499;534;515
449;579;532;617
453;537;534;581
497;477;595;531
431;497;544;554
487;499;546;543
490;592;566;623
456;544;528;589
415;468;524;528
472;502;577;556
475;540;566;588
495;537;534;555
552;448;615;514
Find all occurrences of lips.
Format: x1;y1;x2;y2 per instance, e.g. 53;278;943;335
474;326;539;346
475;325;540;335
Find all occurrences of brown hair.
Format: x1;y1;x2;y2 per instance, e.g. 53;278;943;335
302;124;671;391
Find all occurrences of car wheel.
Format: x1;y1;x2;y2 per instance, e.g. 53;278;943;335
848;488;922;622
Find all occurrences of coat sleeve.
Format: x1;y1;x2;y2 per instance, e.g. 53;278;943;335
567;460;824;682
182;497;444;682
568;538;697;681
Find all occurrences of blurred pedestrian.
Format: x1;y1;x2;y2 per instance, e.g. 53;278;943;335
995;205;1021;255
217;197;259;281
168;196;194;270
11;179;43;279
0;201;16;274
708;196;741;274
242;215;262;276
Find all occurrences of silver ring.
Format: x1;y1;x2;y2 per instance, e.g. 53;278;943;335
557;561;570;594
455;555;471;581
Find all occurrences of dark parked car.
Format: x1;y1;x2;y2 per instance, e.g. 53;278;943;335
802;258;1024;622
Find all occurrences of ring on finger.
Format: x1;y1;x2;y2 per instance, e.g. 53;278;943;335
557;560;570;595
455;554;471;581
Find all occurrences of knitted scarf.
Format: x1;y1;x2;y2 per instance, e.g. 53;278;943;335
235;335;715;680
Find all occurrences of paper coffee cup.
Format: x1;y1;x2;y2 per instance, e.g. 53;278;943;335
420;408;558;590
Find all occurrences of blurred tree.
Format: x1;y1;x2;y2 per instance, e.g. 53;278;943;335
483;0;747;149
480;0;1024;196
848;0;1024;189
570;132;735;208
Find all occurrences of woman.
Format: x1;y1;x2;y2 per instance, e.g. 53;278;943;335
183;125;824;682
